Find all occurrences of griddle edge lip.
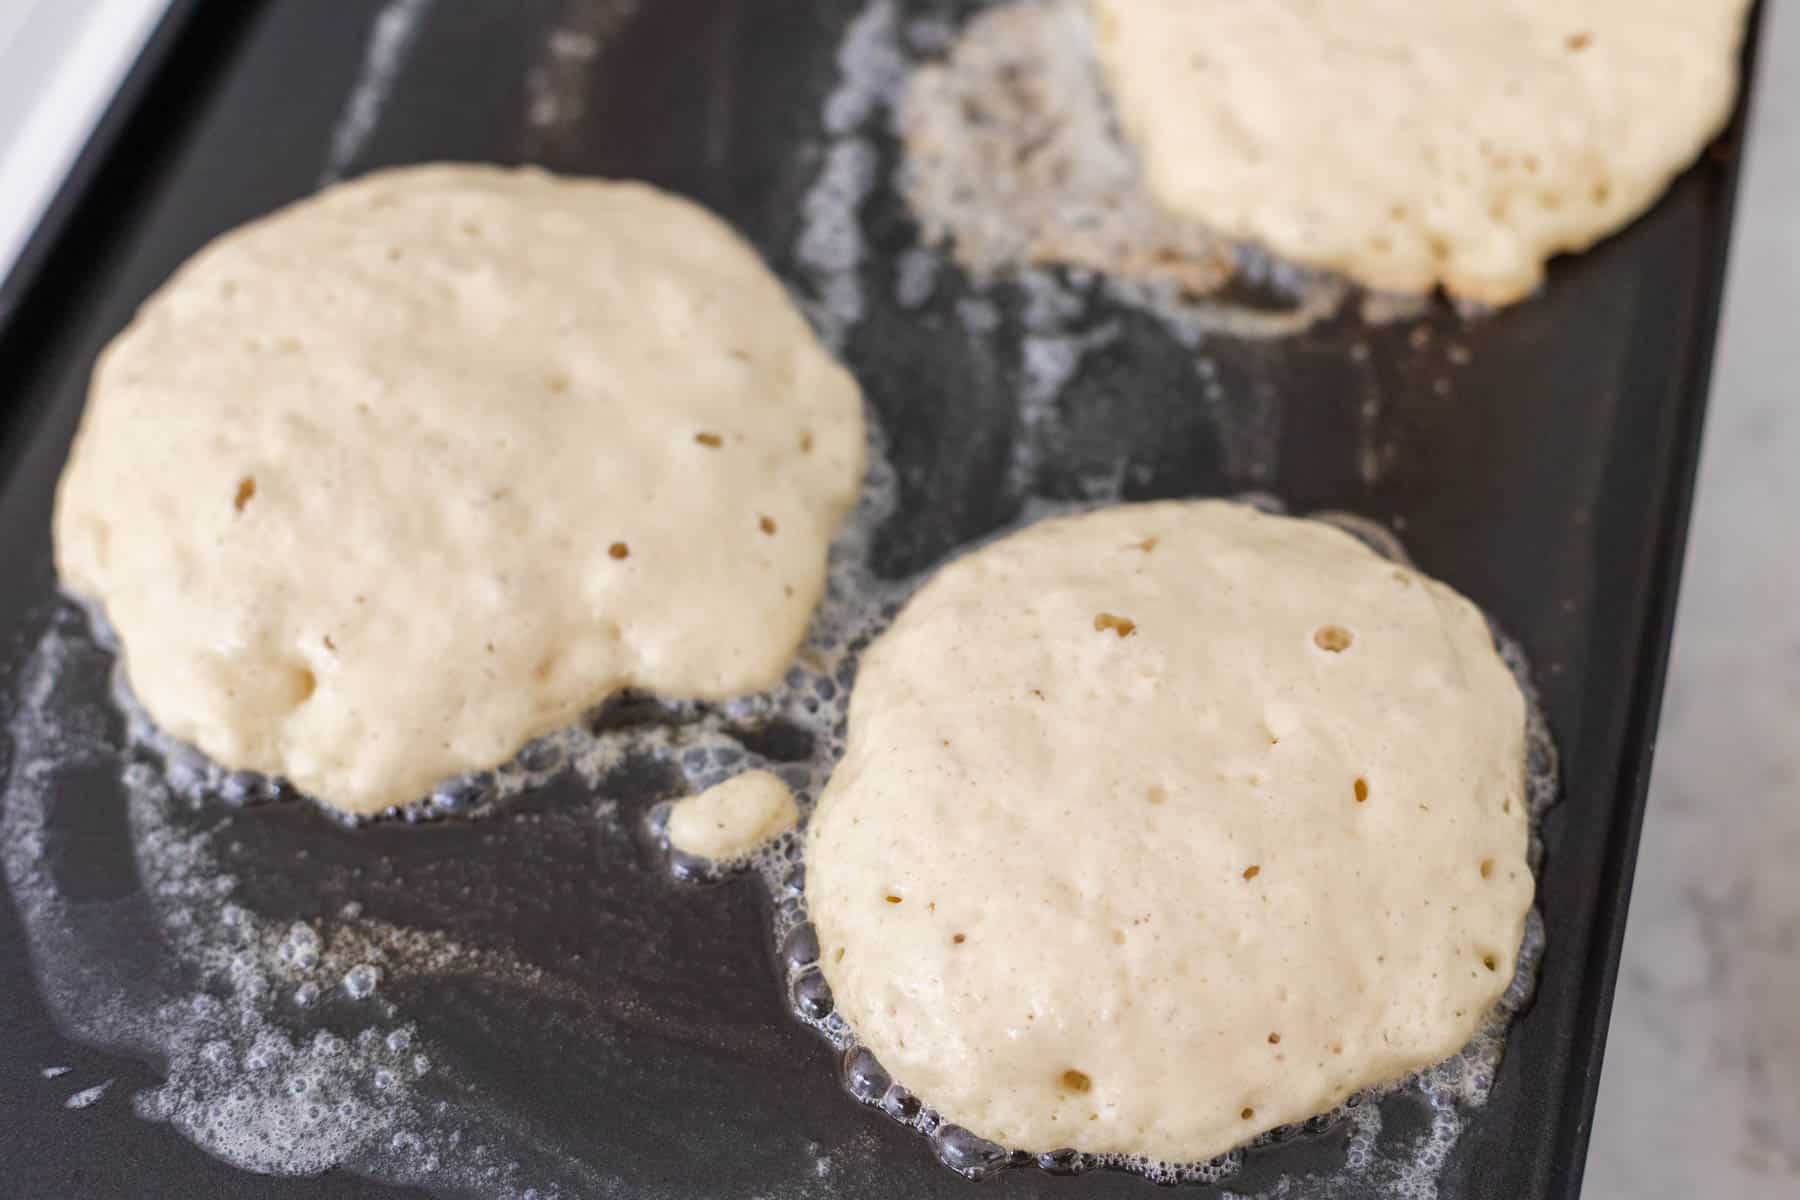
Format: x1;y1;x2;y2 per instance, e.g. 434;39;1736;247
1552;2;1769;1196
0;0;209;326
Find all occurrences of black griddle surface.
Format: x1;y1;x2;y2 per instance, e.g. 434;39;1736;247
0;2;1762;1197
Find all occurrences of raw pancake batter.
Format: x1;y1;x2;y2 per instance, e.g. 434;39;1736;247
1091;0;1754;303
667;770;799;861
807;500;1532;1162
54;164;865;815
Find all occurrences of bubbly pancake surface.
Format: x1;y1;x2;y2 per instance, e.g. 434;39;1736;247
807;500;1532;1162
1090;0;1754;303
54;163;865;815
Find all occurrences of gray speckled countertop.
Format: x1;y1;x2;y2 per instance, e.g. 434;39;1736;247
1584;3;1800;1195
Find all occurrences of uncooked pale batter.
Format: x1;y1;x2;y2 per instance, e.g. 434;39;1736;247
54;164;865;816
807;501;1532;1163
1091;0;1754;304
666;770;799;862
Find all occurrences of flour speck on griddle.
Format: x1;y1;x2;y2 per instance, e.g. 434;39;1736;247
63;1079;113;1109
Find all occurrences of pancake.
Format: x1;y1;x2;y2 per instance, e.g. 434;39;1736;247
1091;0;1754;303
807;500;1531;1162
54;164;864;815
